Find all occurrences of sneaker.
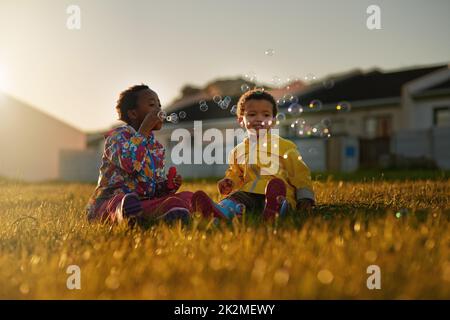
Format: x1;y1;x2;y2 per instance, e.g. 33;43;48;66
263;178;287;220
116;193;143;224
191;191;228;219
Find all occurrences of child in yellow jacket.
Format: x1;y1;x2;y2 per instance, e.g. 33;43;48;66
192;89;315;219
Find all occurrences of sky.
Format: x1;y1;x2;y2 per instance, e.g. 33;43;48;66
0;0;449;132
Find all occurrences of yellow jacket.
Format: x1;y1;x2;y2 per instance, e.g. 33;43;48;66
222;133;314;207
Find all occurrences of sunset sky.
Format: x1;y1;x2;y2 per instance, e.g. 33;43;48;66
0;0;449;132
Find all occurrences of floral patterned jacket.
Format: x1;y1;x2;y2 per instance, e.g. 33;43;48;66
85;124;170;220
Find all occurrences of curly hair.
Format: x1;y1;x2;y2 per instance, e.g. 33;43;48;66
236;88;278;118
115;84;150;124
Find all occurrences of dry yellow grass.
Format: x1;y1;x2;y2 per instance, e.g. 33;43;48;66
0;178;449;299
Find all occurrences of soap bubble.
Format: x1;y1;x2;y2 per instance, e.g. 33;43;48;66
321;118;331;127
308;99;322;111
241;84;250;93
168;113;179;124
213;95;222;104
264;49;275;56
304;73;317;82
276;113;286;121
290;95;299;103
178;111;186;119
271;76;282;87
284;94;294;102
244;72;256;82
323;78;335;89
199;102;208;112
157;110;167;121
230;105;237;115
336;101;352;112
288;103;301;113
295;118;306;126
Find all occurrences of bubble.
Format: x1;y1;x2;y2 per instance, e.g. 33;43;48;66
336;101;352;112
264;48;275;56
304;73;317;82
323;78;335;89
290;123;295;128
221;96;231;109
179;111;186;119
290;95;299;103
277;98;286;106
284;94;294;102
157;110;167;121
308;147;318;155
244;72;256;82
271;76;281;87
219;101;228;109
321;118;331;127
295;118;306;126
241;84;250;93
288;103;301;114
213;95;222;104
199;103;208;112
169;113;179;124
276;113;286;121
286;75;299;84
230;105;237;115
308;99;322;111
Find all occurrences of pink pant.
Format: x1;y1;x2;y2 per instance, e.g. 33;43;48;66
95;191;193;223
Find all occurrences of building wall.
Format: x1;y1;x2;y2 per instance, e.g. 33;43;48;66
0;94;86;181
410;97;450;129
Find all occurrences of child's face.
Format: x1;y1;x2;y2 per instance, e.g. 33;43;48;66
128;89;163;130
239;99;275;135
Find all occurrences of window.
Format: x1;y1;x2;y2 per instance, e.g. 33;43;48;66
363;115;392;138
434;107;450;127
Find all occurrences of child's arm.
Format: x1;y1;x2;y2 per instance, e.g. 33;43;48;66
284;146;315;207
219;148;244;195
154;167;182;197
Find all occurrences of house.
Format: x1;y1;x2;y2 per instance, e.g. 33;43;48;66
0;92;86;181
64;63;450;182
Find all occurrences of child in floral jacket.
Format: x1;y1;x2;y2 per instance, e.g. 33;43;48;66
86;84;192;224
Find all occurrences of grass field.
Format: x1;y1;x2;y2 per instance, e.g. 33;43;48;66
0;174;449;299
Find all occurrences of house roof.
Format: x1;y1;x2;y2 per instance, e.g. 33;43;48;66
166;64;448;122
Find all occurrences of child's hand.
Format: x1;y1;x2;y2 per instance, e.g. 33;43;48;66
296;199;314;214
173;174;182;190
138;109;163;137
218;178;234;195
